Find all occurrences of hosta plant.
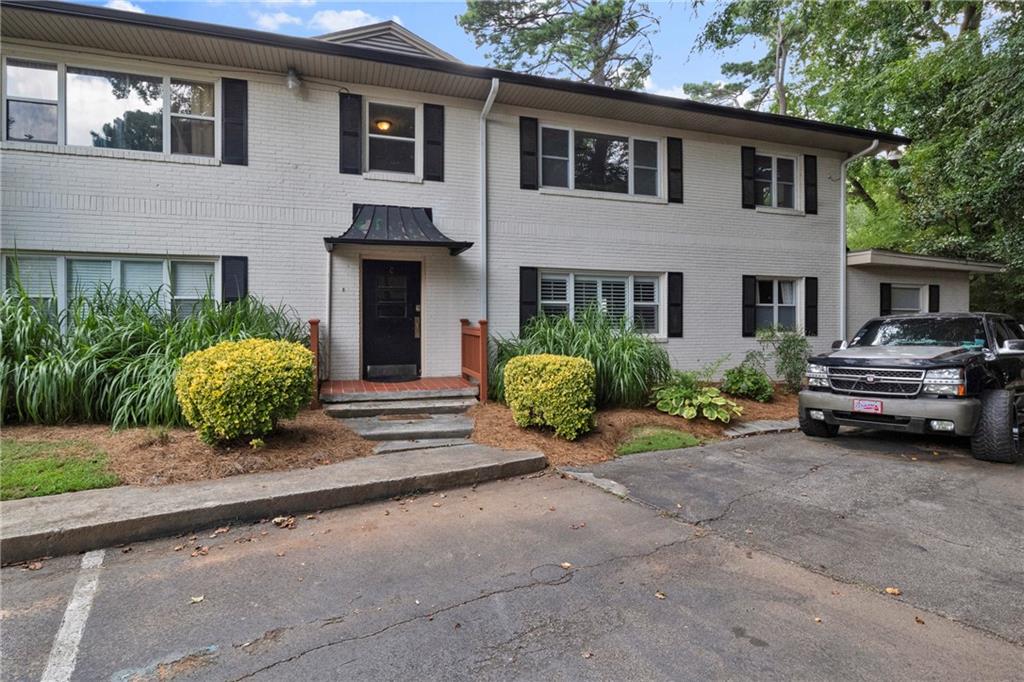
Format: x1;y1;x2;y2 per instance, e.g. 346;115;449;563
653;384;742;423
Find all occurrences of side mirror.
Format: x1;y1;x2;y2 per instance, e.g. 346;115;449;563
831;340;848;350
1002;339;1024;353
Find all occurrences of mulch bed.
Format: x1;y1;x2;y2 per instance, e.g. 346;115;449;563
2;409;374;487
469;392;798;468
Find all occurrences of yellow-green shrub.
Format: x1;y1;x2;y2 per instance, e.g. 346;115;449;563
504;354;596;441
174;338;313;444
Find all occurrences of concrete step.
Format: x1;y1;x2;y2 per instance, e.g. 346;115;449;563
373;438;472;454
341;413;475;441
326;397;477;419
321;386;478;404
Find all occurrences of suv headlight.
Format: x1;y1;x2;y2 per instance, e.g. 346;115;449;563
923;368;965;395
806;363;829;387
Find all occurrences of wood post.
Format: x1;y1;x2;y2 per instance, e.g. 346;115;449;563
309;318;320;408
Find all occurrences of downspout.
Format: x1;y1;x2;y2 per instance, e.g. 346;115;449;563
324;243;333;379
839;139;879;341
479;77;500;320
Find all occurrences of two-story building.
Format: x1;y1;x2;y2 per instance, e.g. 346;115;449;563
0;1;999;385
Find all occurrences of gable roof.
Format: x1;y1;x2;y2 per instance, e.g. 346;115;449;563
316;20;460;63
0;0;910;153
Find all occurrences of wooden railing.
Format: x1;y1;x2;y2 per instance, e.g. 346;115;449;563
309;318;321;408
460;319;488;403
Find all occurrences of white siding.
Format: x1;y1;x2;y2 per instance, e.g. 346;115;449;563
2;43;851;379
846;266;972;336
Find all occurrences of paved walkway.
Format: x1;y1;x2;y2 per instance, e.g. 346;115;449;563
723;418;799;438
0;445;545;564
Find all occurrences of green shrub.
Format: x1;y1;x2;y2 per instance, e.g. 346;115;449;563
756;326;812;392
504;354;596;440
722;363;775;402
1;278;306;428
175;338;313;444
490;307;670;407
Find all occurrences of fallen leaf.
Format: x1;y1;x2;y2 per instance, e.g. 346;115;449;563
26;561;44;571
121;546;132;554
210;527;230;538
173;545;184;552
432;502;441;508
654;591;667;600
384;510;391;516
582;651;594;659
190;546;209;557
570;522;586;530
272;516;295;528
915;616;925;625
275;551;286;557
305;515;317;520
559;562;573;570
454;623;461;630
190;595;204;604
745;529;753;534
676;504;682;509
885;587;902;596
814;617;822;623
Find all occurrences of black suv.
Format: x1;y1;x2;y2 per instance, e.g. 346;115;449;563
798;313;1024;463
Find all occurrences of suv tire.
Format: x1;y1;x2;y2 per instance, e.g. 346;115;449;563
970;389;1022;464
800;411;839;438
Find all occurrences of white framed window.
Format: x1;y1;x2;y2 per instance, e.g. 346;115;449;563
754;153;797;209
2;55;219;158
366;100;418;174
540;125;661;197
890;285;923;314
3;253;218;317
756;278;798;330
4;59;59;144
539;271;663;335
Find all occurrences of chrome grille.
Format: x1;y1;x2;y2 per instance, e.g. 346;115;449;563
827;366;924;397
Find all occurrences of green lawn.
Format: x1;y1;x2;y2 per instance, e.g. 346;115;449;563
0;439;120;501
615;427;701;456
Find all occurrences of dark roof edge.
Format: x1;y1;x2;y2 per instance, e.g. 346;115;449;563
3;0;911;146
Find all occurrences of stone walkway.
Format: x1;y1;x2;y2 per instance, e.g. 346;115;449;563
723;418;800;438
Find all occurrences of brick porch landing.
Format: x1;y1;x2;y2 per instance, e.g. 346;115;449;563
320;377;478;403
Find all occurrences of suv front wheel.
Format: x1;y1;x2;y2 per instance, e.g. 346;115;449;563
800;410;839;438
970;389;1022;464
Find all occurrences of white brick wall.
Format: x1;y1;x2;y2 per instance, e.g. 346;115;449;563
847;266;971;335
2;43;860;379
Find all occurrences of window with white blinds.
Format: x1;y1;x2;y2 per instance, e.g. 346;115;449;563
540;271;662;335
3;254;216;317
67;259;114;298
171;261;214;317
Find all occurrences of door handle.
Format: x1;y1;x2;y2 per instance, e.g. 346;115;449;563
414;316;421;339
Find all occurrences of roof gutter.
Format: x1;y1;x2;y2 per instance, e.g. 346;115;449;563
479;77;500;321
839;139;879;341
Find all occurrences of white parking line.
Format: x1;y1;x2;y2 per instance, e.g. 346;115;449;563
41;550;105;682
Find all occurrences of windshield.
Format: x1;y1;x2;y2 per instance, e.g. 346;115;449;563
850;317;988;348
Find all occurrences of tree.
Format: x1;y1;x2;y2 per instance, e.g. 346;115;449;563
457;0;660;88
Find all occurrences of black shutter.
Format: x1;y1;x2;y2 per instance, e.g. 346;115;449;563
880;283;892;316
423;104;444;182
222;256;248;303
221;78;248;166
519;267;539;332
804;277;818;336
742;275;757;337
339;93;362;174
668;272;684;337
928;284;940;312
804;155;818;214
667;138;683;204
519;117;539;190
741;146;756;208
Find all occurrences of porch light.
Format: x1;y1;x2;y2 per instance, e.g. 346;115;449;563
374;119;393;132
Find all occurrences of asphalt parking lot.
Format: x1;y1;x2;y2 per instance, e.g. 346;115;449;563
574;429;1024;644
2;431;1021;680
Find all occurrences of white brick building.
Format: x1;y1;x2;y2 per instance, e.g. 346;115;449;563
0;1;996;383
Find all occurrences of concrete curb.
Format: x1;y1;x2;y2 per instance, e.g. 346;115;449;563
0;446;546;564
724;419;800;439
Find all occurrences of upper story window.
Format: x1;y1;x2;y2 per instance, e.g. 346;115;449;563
3;56;217;158
540;271;662;335
367;101;416;174
754;154;796;209
4;60;58;144
541;125;659;197
756;278;797;330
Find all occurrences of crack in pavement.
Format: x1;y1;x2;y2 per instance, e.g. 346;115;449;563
690;463;830;526
228;536;693;680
